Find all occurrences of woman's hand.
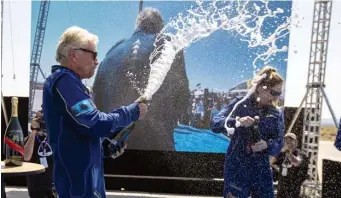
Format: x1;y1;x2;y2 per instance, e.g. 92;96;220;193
238;116;255;127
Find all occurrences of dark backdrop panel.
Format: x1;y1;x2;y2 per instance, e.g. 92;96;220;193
1;104;305;196
103;150;225;195
283;107;304;148
322;159;341;198
103;150;224;178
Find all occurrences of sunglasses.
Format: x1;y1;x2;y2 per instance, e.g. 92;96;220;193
75;48;97;60
269;89;282;96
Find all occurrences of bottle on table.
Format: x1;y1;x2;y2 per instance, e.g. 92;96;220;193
4;97;24;166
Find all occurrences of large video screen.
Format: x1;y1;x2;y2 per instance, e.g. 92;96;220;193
32;1;291;152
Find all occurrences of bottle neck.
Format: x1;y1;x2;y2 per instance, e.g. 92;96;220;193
11;99;18;118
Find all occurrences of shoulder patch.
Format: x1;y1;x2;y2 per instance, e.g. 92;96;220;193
71;98;96;117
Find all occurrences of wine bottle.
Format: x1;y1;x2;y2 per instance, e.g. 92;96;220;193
4;97;24;166
104;97;146;154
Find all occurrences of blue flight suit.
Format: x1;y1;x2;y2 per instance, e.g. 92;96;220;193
334;118;341;151
211;96;284;198
42;65;140;198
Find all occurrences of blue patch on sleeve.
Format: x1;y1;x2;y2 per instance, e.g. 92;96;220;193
71;98;96;117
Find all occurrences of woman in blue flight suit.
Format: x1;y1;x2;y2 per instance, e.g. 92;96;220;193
211;66;285;198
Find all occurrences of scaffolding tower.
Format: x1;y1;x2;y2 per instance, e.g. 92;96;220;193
29;0;50;119
301;0;333;196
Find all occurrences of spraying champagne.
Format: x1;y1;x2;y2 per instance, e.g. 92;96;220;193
4;97;24;166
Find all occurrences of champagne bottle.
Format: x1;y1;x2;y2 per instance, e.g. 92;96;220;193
4;97;24;166
246;116;260;153
104;97;146;154
249;116;260;143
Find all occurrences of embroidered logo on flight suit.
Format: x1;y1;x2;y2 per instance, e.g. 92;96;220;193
71;98;96;117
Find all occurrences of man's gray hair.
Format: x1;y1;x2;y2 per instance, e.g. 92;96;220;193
135;7;164;34
55;26;98;64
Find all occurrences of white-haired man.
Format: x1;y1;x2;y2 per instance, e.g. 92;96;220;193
42;26;148;198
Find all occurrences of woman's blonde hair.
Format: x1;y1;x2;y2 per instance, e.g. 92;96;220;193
55;26;99;64
248;66;284;89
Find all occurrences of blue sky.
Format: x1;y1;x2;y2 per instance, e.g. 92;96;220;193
31;1;292;91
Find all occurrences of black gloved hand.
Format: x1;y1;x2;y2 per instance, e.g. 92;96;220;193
110;143;127;159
